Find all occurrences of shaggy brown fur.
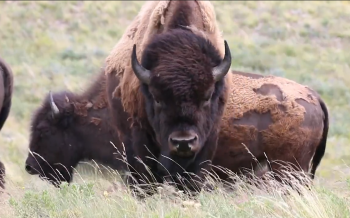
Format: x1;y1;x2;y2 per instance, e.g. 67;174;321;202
212;70;328;183
25;71;128;187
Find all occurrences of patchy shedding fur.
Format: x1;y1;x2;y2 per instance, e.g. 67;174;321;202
225;73;318;119
71;72;108;117
222;72;320;134
104;0;229;119
213;71;327;182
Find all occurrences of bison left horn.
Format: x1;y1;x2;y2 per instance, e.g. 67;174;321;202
212;40;232;82
49;91;60;115
131;44;151;85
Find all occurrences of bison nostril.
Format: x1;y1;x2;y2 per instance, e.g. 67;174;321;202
25;164;35;174
170;135;198;152
168;131;200;154
170;136;197;144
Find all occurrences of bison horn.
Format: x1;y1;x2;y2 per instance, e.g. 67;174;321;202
212;40;232;82
49;91;60;115
131;44;151;85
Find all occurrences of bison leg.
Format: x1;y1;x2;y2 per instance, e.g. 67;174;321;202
126;126;162;197
256;152;314;195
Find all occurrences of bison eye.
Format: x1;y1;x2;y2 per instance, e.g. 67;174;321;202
151;93;162;107
205;93;213;102
202;93;213;107
40;129;50;137
154;99;161;107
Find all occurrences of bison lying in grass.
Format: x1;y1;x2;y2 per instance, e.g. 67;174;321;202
24;71;128;187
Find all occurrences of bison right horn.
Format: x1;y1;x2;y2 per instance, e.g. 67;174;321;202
212;40;232;82
131;44;151;85
49;91;60;115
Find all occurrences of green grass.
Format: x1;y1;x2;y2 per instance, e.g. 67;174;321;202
0;1;350;217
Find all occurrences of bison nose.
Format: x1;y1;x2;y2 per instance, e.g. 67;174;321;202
168;131;199;154
25;164;37;175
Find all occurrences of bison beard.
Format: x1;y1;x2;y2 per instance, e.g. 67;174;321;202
126;28;231;194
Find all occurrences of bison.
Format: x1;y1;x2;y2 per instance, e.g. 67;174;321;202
0;57;14;190
24;71;128;187
104;0;328;194
105;1;232;193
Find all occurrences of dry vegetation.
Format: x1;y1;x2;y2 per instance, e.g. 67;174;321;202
0;1;350;217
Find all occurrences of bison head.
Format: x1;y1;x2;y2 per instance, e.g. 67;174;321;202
131;29;231;175
25;91;81;187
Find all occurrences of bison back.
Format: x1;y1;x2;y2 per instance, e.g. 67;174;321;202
213;71;325;178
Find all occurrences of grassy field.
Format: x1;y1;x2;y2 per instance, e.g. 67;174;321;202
0;1;350;217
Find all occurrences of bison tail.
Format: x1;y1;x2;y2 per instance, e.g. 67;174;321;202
0;58;14;131
310;97;329;179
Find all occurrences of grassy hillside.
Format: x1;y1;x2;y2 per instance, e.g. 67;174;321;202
0;1;350;217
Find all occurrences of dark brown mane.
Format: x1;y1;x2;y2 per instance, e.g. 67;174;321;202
141;28;224;102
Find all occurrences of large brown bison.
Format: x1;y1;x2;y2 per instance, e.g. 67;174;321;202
0;57;14;190
24;71;128;187
105;0;328;193
105;1;232;192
